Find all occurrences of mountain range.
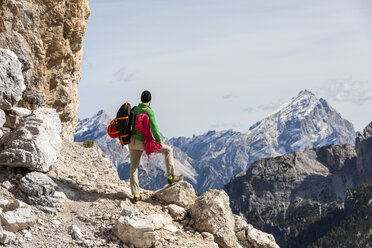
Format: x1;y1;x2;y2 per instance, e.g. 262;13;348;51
75;90;356;194
224;121;372;247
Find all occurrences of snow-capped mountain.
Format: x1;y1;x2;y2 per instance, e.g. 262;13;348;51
74;110;197;191
75;110;130;167
75;90;356;194
170;90;356;193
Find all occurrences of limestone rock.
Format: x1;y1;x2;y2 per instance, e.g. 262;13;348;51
236;230;247;241
246;224;280;248
0;108;62;172
152;181;196;208
3;107;31;129
201;232;215;241
18;172;63;212
0;0;90;139
114;215;157;248
114;206;172;248
234;215;249;232
0;198;28;212
0;208;36;232
0;49;25;110
190;189;242;248
0;229;16;245
167;204;187;221
120;205;141;217
68;225;83;240
0;109;5;128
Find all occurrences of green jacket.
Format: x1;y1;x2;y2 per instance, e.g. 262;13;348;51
131;103;162;143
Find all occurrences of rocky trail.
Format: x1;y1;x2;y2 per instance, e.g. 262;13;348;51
1;140;279;248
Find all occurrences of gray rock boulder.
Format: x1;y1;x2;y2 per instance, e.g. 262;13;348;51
18;172;63;212
190;189;242;248
68;225;83;240
167;204;187;221
0;49;26;109
152;181;196;208
3;107;32;129
233;215;279;248
114;206;171;248
0;108;62;172
246;224;279;248
0;208;36;232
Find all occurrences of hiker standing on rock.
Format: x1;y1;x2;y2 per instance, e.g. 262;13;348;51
128;90;182;202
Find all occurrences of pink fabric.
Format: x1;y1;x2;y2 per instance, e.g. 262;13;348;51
135;108;162;158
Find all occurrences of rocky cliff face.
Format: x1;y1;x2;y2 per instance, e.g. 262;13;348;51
224;121;372;247
0;0;90;140
355;121;372;182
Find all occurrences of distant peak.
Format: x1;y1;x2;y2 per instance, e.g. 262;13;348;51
297;89;316;98
97;109;105;115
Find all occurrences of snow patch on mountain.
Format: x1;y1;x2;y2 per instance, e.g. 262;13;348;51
170;90;356;193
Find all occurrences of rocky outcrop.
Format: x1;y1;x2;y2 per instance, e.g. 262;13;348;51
225;144;357;217
0;108;62;172
234;215;279;248
355;121;372;182
0;49;25;109
0;0;90;139
152;181;197;208
190;189;242;248
18;172;63;212
224;143;358;247
189;189;280;248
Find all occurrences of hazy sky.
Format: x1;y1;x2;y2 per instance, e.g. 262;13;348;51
78;0;372;138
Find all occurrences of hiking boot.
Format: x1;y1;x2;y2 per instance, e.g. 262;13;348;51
168;174;183;185
130;194;142;204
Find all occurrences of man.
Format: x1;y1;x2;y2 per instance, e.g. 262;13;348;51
128;90;183;202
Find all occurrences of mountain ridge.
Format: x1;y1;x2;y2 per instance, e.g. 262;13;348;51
75;90;356;194
170;90;356;193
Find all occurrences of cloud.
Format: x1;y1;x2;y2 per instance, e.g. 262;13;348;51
209;122;241;129
257;103;281;111
242;98;285;113
242;107;255;112
112;66;136;83
315;78;372;105
223;94;233;99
